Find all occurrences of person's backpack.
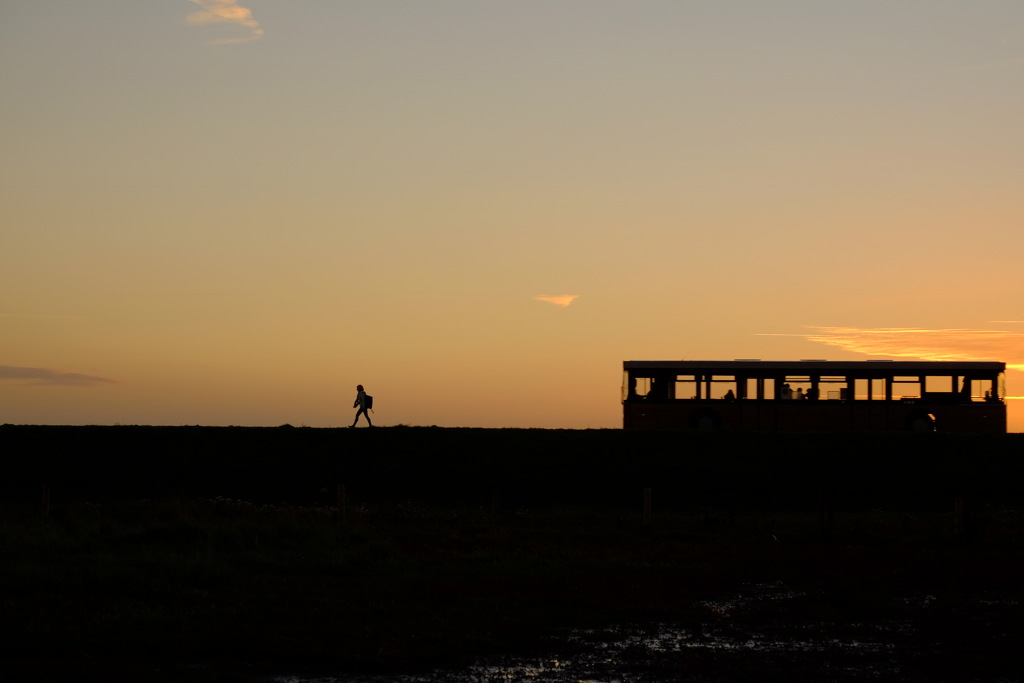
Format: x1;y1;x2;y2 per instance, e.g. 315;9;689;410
365;395;374;411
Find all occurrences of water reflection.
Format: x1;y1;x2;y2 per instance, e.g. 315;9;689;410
276;584;1011;683
275;618;899;683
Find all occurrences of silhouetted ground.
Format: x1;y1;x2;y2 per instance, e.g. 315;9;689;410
1;425;1022;681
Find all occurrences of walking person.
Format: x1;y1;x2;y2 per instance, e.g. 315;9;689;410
351;384;373;427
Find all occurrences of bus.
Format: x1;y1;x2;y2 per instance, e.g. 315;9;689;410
623;360;1006;433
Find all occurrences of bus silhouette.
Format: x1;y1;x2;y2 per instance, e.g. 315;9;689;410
623;360;1006;432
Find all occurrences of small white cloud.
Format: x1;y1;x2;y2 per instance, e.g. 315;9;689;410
186;0;264;44
535;295;579;308
0;365;115;387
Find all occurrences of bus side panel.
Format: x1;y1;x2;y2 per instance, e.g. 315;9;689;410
772;402;851;432
744;401;774;431
623;401;694;429
623;401;749;430
625;399;1007;433
848;401;891;431
929;404;1006;433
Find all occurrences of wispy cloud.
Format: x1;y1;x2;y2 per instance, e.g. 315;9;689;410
186;0;264;44
0;366;115;387
763;326;1024;372
535;295;579;308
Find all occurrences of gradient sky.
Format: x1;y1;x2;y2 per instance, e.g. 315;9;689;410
2;1;1023;430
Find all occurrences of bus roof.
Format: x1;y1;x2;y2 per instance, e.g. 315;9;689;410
623;360;1005;373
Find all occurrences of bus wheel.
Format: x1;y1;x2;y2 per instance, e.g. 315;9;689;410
908;413;936;432
691;410;720;431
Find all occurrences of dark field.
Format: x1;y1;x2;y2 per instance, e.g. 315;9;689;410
2;425;1023;682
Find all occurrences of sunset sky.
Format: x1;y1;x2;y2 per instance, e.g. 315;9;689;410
3;1;1022;430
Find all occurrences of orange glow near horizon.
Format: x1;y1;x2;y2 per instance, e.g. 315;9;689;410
794;327;1024;372
3;2;1023;432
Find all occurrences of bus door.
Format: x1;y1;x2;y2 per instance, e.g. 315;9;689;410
852;377;888;429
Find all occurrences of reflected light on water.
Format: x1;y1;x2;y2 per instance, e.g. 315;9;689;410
276;584;1021;683
276;584;925;683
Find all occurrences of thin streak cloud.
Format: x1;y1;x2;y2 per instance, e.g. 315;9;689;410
0;366;115;387
769;326;1024;373
186;0;264;44
535;295;579;308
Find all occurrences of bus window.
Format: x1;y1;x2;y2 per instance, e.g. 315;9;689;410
783;376;812;400
819;376;847;400
969;378;999;402
761;377;776;400
955;376;996;401
893;376;921;400
871;378;887;400
855;379;869;401
857;378;888;400
743;377;757;400
676;375;698;400
926;376;953;393
633;377;651;398
710;376;737;400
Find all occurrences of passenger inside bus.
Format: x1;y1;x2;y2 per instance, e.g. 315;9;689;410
647;376;668;401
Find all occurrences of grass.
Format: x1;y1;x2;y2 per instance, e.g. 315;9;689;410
2;426;1024;681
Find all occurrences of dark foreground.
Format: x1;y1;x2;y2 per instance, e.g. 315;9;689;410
1;425;1023;682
